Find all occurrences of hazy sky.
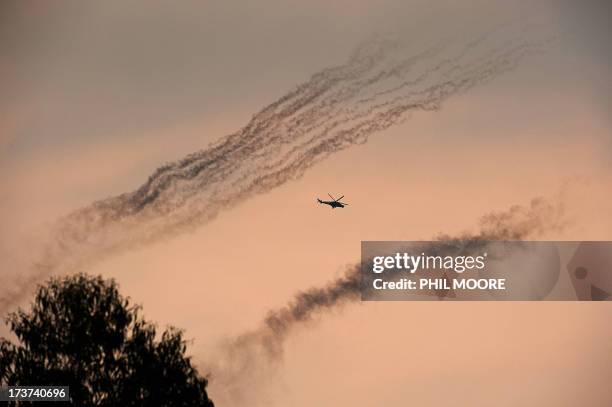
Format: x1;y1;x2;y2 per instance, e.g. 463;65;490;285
1;1;611;406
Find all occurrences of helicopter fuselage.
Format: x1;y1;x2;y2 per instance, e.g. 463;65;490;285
318;199;345;208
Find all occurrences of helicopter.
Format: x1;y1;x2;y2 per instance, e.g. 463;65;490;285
317;194;349;209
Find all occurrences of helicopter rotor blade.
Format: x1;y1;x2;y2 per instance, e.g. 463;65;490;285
336;195;344;202
328;193;335;201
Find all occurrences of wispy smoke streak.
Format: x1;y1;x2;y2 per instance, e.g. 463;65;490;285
3;26;548;311
208;197;564;405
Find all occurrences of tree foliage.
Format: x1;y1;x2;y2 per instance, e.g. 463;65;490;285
0;274;214;406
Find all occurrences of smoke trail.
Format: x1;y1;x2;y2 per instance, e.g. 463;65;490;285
3;25;549;311
206;196;564;405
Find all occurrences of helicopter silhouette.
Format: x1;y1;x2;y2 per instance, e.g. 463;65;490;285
317;193;349;209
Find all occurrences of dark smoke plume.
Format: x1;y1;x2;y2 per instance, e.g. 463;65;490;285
3;25;549;311
207;196;564;405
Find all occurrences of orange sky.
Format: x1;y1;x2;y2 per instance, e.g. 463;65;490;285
1;1;611;406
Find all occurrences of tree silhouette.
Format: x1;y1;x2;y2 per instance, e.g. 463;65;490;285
0;274;214;406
